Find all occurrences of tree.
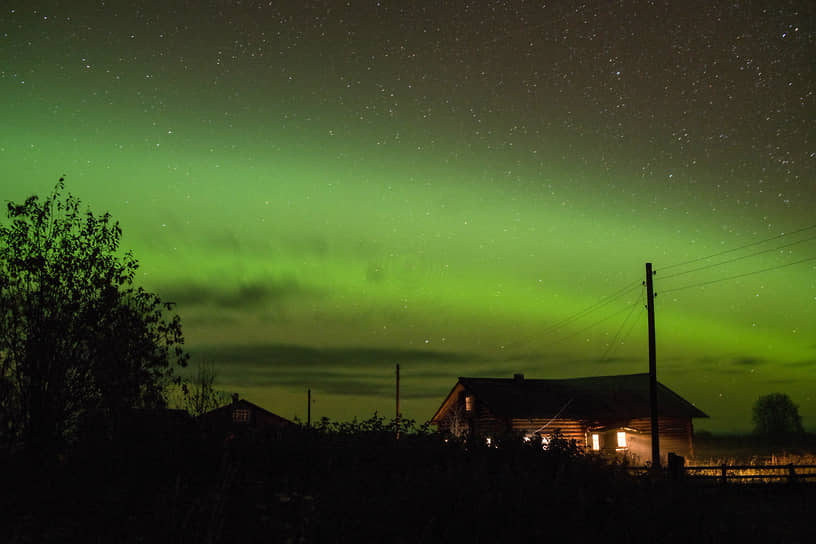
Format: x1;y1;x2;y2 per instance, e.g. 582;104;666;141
752;392;803;440
178;360;228;417
0;178;189;454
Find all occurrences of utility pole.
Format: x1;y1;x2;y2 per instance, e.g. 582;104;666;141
395;363;401;440
307;388;311;427
645;262;660;468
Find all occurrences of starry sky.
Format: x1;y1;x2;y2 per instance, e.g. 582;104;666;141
2;1;814;432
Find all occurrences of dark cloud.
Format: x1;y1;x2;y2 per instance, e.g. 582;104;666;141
764;378;798;386
190;343;481;368
190;343;486;398
787;359;816;368
731;357;767;367
589;356;642;365
159;279;320;310
688;355;770;371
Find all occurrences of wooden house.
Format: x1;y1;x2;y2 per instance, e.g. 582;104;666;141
200;395;293;436
430;373;707;461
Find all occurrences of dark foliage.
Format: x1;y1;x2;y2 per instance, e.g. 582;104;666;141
752;392;804;441
0;179;189;456
3;415;816;543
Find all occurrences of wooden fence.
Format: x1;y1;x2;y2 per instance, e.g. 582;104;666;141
627;464;816;484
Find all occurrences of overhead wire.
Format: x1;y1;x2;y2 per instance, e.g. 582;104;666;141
508;279;642;356
535;281;642;339
660;223;816;272
550;301;639;345
659;233;816;281
598;285;645;363
660;255;816;294
617;306;646;356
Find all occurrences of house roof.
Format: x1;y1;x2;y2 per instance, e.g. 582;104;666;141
431;373;707;423
202;398;294;425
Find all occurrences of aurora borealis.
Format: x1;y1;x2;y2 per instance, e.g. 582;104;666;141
1;1;814;432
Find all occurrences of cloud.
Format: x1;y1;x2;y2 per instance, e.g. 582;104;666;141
731;356;767;367
159;278;320;310
787;359;816;368
191;343;480;368
189;343;485;397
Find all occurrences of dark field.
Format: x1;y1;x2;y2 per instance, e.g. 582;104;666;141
692;431;816;463
3;426;816;543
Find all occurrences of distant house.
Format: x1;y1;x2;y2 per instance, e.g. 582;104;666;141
430;373;707;461
200;394;294;436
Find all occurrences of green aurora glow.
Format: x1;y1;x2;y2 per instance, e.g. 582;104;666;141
2;1;815;431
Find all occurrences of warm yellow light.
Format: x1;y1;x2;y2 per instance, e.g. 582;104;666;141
486;436;492;446
591;433;600;451
617;431;626;448
465;395;473;412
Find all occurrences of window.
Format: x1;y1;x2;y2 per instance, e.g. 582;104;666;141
617;431;627;448
465;395;474;412
232;408;249;423
591;433;600;451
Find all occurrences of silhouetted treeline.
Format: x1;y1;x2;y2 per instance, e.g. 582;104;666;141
4;413;816;543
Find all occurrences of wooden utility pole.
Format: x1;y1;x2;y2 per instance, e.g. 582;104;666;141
307;388;311;427
646;262;660;468
395;363;401;440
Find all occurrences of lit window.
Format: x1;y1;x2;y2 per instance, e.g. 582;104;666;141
465;395;473;412
591;433;600;451
617;431;627;448
232;408;249;423
485;437;492;446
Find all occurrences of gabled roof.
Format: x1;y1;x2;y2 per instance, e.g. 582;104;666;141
202;398;294;425
431;373;707;423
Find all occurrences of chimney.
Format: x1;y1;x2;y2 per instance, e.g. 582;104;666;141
514;373;524;383
231;392;239;405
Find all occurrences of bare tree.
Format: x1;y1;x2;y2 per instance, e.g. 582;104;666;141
179;360;228;417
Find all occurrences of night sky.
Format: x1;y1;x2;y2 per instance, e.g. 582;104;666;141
2;1;814;432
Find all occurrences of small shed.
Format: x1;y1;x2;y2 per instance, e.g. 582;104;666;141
430;373;707;461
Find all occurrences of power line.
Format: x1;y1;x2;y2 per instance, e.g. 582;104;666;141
661;255;816;294
536;281;641;339
550;302;637;345
660;223;816;272
618;306;646;355
507;280;641;355
598;307;645;365
659;233;816;281
598;287;644;363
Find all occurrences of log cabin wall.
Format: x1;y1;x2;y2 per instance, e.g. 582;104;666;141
468;396;507;437
510;418;587;446
628;417;694;459
434;388;509;438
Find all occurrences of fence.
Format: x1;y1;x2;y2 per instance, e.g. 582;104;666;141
627;463;816;484
685;463;816;484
